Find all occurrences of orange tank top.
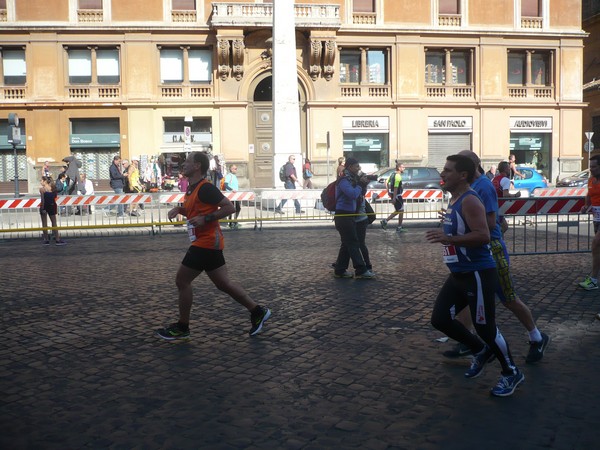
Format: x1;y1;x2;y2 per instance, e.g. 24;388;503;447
184;178;224;250
588;176;600;207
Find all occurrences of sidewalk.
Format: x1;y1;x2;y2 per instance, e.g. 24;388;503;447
1;229;598;449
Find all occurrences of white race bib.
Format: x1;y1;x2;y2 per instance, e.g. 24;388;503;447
443;244;459;263
592;206;600;223
187;221;196;242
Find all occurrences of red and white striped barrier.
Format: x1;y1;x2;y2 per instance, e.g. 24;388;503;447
499;197;586;215
366;189;444;201
533;187;587;197
159;191;256;204
0;194;152;209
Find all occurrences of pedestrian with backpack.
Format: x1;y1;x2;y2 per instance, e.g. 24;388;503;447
274;155;304;215
333;157;375;279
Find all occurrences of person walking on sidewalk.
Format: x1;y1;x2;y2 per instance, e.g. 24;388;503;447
156;151;271;340
223;164;242;229
333;157;375;279
579;154;600;291
442;151;549;364
380;162;406;233
109;156;126;217
426;154;524;397
275;155;304;215
39;176;66;246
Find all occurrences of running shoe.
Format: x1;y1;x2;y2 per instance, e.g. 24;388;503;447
55;240;67;246
355;270;376;279
464;345;495;379
155;323;190;341
596;313;600;321
396;226;406;233
380;220;388;230
249;306;271;336
443;342;473;358
334;271;353;278
525;332;550;364
42;240;50;246
490;369;525;397
578;276;598;290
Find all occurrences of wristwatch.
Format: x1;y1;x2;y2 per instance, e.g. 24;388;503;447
204;214;216;222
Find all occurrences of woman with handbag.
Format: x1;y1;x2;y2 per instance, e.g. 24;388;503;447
302;158;314;189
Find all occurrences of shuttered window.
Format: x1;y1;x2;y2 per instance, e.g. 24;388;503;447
353;0;375;13
522;0;541;16
439;0;459;14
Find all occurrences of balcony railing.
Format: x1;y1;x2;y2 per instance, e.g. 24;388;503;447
0;10;7;22
67;85;120;100
1;87;26;100
211;3;340;28
172;10;197;22
161;85;213;99
341;85;389;98
77;9;103;22
521;16;543;29
508;86;554;99
352;12;376;25
438;14;461;26
426;85;473;99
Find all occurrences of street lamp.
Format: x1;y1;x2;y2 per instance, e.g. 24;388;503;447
7;113;21;197
585;131;595;171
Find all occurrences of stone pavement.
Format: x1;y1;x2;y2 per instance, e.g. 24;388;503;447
1;226;599;449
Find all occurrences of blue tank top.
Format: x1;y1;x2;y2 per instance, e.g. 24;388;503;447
442;190;496;273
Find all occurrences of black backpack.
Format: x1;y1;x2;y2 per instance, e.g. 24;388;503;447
279;164;287;182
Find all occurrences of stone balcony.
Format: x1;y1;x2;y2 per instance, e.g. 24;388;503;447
211;2;340;29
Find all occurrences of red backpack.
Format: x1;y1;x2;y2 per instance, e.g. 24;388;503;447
320;180;338;211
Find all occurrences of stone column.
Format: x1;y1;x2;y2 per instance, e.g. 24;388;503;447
273;0;301;187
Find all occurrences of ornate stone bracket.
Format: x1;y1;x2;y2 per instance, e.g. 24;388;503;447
217;39;231;81
231;38;245;81
217;37;246;81
322;40;336;81
309;39;322;81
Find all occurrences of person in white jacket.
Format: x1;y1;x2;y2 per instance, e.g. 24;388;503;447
76;173;95;214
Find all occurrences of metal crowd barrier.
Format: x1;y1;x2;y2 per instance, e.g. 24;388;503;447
499;196;593;255
1;191;596;256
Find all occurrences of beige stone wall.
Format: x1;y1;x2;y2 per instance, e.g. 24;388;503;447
384;0;430;25
112;0;164;21
17;0;68;21
551;0;582;29
469;0;513;26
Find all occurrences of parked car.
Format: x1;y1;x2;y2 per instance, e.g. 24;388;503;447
367;166;443;191
513;166;548;194
556;169;589;187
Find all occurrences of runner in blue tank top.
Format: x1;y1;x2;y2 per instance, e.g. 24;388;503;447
426;154;524;397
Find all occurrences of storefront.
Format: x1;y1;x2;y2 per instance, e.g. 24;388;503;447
509;116;552;178
342;116;389;172
70;119;121;183
427;116;473;170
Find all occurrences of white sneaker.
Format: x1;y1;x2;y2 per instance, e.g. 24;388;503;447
355;270;375;279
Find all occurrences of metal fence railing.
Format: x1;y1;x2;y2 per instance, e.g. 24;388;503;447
0;191;596;255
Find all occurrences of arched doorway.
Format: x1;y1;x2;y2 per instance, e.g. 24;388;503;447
249;74;307;187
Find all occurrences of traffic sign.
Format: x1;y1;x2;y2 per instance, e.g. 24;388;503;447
584;141;595;153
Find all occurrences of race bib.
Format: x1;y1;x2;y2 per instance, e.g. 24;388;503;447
592;206;600;223
187;221;196;242
443;244;459;263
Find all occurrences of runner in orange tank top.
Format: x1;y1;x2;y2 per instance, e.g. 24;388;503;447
578;154;600;296
155;151;271;340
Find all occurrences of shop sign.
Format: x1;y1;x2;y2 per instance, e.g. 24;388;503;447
428;117;473;133
510;117;552;132
70;134;121;147
343;116;389;132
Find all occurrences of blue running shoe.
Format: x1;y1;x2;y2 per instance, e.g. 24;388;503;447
490;369;525;397
464;345;495;379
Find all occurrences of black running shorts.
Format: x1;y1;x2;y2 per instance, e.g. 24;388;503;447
181;246;225;272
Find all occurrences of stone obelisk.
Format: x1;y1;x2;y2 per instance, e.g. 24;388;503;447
272;0;301;187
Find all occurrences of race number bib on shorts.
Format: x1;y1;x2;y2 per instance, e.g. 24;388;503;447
443;244;459;263
187;221;196;242
592;206;600;223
